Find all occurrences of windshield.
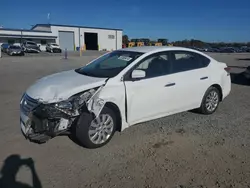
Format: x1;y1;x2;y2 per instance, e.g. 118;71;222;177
75;50;144;78
10;46;21;49
51;43;59;46
27;42;36;45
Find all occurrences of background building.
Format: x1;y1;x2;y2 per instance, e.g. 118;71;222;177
0;24;123;51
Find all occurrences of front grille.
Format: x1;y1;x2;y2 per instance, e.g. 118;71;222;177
20;94;39;115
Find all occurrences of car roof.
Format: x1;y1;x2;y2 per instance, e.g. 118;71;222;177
119;46;215;61
119;46;197;53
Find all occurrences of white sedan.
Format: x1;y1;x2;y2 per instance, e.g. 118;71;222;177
46;43;62;53
20;46;231;148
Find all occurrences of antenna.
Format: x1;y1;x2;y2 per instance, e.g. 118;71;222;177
47;13;50;24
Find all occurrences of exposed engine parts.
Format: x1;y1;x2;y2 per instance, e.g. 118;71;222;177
21;86;106;143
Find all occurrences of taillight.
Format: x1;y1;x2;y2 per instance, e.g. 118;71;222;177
224;67;231;74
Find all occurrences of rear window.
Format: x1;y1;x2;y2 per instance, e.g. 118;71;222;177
171;51;211;73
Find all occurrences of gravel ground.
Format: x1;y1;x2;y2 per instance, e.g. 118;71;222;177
0;52;250;188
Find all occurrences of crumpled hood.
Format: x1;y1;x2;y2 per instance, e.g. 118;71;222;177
26;70;107;103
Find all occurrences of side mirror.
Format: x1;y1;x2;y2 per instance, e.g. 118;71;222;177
131;69;146;79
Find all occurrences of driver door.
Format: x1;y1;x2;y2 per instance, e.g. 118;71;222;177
124;51;177;125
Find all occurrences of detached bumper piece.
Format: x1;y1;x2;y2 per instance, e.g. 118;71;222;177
22;104;74;144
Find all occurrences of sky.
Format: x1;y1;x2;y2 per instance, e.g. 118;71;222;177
1;0;250;42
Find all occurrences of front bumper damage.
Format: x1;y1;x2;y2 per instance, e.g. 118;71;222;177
20;86;106;144
20;103;78;143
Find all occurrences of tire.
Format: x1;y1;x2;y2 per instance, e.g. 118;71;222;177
75;106;117;148
198;86;220;115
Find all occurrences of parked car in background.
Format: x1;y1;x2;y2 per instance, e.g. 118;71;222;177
220;47;235;53
240;46;250;52
7;45;25;56
21;41;41;53
46;43;62;53
1;43;9;53
20;46;231;148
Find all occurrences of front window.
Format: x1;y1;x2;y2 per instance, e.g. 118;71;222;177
76;50;144;78
9;45;21;49
27;42;36;45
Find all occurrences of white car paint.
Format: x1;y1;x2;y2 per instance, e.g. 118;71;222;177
26;70;107;103
21;46;231;133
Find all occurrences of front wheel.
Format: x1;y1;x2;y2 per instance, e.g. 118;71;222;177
75;107;117;148
198;86;220;115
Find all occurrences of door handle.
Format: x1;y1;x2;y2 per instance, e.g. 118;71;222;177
165;83;175;87
200;76;208;80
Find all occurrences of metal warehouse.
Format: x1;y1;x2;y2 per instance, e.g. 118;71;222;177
0;24;123;51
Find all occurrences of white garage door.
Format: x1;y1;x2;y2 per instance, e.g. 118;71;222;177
58;31;74;51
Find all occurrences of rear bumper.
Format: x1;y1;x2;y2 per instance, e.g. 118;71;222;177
222;74;231;100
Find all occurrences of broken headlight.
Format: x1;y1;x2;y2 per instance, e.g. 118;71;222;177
55;101;73;109
54;88;98;114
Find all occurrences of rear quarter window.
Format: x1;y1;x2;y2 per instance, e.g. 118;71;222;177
197;53;211;67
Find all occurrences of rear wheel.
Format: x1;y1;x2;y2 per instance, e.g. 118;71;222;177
198;86;220;115
75;107;117;148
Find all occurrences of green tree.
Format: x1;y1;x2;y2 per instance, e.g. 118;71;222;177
157;39;168;45
122;35;129;45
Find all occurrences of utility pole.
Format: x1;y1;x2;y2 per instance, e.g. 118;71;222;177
21;28;23;44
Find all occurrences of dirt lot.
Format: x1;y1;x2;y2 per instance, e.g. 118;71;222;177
0;52;250;188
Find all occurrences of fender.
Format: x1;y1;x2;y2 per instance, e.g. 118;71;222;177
86;81;129;131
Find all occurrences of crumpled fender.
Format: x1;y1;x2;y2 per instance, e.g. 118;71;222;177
86;82;129;131
86;86;106;117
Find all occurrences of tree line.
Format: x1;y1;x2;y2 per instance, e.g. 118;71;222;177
122;35;250;48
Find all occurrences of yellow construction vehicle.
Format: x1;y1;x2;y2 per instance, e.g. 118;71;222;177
128;42;136;47
155;42;162;46
137;42;144;47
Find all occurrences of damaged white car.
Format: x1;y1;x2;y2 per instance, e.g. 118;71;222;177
20;46;231;148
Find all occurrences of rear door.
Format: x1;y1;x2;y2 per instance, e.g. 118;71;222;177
168;50;212;110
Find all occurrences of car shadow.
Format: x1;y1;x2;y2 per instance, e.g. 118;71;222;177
230;72;250;86
229;65;248;69
237;58;250;61
0;155;42;188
